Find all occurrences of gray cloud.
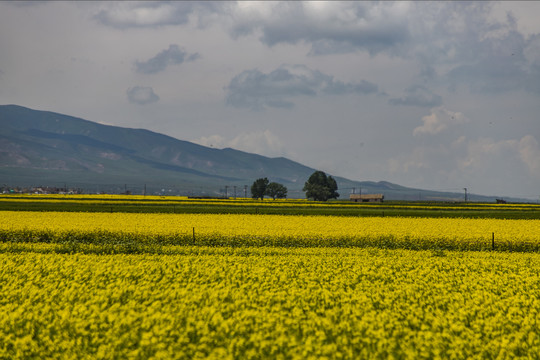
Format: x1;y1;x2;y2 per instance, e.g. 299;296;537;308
389;85;443;107
94;2;193;29
4;1;45;8
93;2;227;29
438;9;540;94
406;3;540;95
322;79;378;95
135;44;199;74
94;1;540;96
227;2;540;95
126;86;159;105
446;36;540;94
229;2;410;56
225;64;379;111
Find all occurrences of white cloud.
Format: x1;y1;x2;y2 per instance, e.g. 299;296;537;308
192;134;228;149
457;135;540;182
518;135;540;175
388;147;430;174
384;134;540;197
193;130;286;158
460;137;519;169
413;107;468;136
126;86;159;105
228;2;410;56
94;2;192;28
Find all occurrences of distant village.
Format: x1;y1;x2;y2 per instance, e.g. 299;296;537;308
1;185;84;195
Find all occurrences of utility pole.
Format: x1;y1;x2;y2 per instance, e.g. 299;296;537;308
463;187;468;202
352;187;356;194
225;185;229;198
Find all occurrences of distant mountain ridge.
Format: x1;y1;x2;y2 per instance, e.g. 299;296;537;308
0;104;512;201
0;105;320;195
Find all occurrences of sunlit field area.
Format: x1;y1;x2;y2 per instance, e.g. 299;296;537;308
1;194;539;218
1;195;540;358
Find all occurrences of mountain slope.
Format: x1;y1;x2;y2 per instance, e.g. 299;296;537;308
0;104;511;201
0;105;317;195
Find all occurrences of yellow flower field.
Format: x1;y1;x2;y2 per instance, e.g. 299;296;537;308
1;247;540;359
1;202;540;358
1;211;539;251
2;193;539;211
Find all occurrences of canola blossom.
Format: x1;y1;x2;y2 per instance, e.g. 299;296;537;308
1;247;540;359
2;194;539;211
2;201;540;359
1;211;539;251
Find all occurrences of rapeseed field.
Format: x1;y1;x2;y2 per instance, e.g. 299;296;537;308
1;247;540;359
1;211;539;251
1;201;540;358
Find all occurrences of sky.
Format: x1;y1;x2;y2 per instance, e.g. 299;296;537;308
1;1;539;199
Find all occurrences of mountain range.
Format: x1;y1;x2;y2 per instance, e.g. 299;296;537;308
0;104;509;201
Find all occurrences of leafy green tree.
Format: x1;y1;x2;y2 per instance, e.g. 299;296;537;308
251;177;269;200
303;171;339;201
265;182;288;200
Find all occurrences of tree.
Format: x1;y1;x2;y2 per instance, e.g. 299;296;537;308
265;182;288;200
303;171;339;201
251;177;269;200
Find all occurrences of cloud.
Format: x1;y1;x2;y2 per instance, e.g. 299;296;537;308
322;79;378;95
458;136;540;180
225;64;378;110
4;1;45;7
135;44;200;74
228;2;540;94
518;135;540;176
229;2;410;56
92;2;540;95
427;4;540;94
388;147;431;175
386;134;540;197
126;86;159;105
389;85;443;107
94;2;193;28
413;107;467;136
93;2;227;29
523;34;540;71
193;130;286;157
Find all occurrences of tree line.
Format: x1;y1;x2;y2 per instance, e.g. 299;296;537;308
251;171;339;201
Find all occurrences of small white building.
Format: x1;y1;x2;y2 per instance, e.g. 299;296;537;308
349;194;384;203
